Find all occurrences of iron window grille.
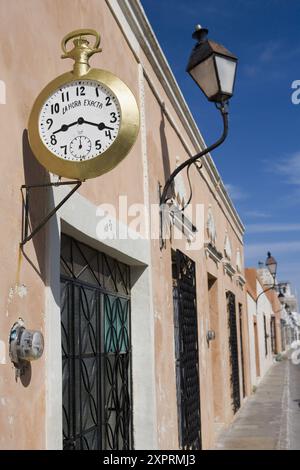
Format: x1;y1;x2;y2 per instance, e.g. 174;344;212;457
60;234;133;450
172;250;202;450
227;291;241;414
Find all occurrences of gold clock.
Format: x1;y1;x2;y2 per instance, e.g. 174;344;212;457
28;29;140;180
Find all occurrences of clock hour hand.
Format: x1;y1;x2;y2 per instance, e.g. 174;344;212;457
52;117;86;134
52;120;77;134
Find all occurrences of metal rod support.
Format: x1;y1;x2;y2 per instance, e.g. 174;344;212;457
20;180;82;246
255;278;277;306
159;102;229;249
159;102;229;207
21;180;81;189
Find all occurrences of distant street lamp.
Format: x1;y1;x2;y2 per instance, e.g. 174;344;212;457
265;251;277;279
278;290;285;304
159;26;238;247
256;252;278;306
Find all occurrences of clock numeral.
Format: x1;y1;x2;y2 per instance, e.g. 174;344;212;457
95;140;102;151
46;118;53;130
50;134;57;145
61;91;70;102
76;86;85;96
110;112;117;123
60;145;67;155
51;103;60;114
105;96;112;107
105;130;112;140
95;87;100;98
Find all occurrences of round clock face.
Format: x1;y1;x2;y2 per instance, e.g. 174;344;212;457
38;80;121;161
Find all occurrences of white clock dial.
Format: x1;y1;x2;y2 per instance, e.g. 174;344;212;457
38;80;121;161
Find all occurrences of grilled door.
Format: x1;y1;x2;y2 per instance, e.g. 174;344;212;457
270;316;276;353
60;234;132;450
173;250;201;450
227;291;241;414
238;304;246;398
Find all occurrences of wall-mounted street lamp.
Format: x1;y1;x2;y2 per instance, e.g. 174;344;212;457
159;25;238;247
265;251;277;279
255;252;278;307
278;290;285;305
186;25;237;103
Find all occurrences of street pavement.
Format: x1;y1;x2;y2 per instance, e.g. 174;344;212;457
215;355;300;450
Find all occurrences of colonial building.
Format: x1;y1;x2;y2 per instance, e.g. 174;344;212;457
245;267;283;389
0;0;249;450
277;281;299;348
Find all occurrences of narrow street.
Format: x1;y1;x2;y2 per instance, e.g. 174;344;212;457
215;356;300;450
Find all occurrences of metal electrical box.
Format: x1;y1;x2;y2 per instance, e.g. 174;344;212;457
9;319;44;368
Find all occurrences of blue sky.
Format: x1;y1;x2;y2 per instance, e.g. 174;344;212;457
141;0;300;301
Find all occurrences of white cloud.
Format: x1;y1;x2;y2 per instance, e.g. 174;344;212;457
247;223;300;234
245;241;300;259
243;64;259;78
224;183;248;201
243;210;270;219
274;152;300;186
259;41;282;63
279;262;300;276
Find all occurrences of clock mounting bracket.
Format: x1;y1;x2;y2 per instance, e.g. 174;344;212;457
20;179;82;246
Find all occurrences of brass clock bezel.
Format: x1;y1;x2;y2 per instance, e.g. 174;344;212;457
28;68;140;180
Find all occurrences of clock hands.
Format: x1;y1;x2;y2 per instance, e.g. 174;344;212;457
84;120;114;131
52;120;77;134
52;117;114;134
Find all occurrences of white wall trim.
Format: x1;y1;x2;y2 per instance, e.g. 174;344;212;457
45;201;62;450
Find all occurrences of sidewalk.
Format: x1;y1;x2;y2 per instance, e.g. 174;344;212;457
215;356;300;450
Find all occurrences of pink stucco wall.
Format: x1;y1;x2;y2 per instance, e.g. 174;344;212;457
0;0;248;449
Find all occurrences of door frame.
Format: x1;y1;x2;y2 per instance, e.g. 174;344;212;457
172;249;202;450
226;291;241;414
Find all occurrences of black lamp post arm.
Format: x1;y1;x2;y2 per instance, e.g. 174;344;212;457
255;279;276;305
159;102;229;206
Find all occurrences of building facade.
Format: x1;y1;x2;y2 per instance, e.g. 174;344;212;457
245;268;283;389
0;0;250;450
278;281;299;348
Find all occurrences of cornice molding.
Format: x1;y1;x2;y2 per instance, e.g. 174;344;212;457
108;0;245;237
223;261;236;278
205;242;223;266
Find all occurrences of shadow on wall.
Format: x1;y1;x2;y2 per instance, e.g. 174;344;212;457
20;362;31;388
22;129;60;295
160;106;174;200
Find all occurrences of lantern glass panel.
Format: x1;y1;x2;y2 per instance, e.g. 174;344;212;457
215;56;236;95
189;55;219;100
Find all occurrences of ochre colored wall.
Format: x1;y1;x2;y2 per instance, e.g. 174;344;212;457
0;0;247;450
0;0;145;450
143;71;247;447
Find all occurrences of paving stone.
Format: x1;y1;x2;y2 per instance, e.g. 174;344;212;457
214;358;300;450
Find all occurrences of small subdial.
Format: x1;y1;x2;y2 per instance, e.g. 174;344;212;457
69;136;92;159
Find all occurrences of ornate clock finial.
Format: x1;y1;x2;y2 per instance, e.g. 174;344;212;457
61;29;102;76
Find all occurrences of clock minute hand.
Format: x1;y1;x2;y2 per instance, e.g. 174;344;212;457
81;119;114;131
98;123;114;131
81;119;99;128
